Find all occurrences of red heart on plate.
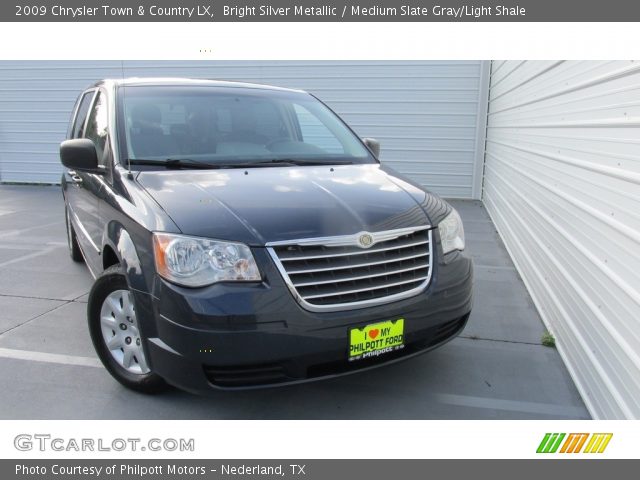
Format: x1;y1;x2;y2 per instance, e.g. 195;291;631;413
368;329;379;339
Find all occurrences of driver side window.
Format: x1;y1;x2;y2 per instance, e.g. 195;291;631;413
70;91;94;139
84;91;109;163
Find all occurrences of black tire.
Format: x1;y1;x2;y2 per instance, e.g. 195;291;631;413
88;265;169;394
65;206;84;263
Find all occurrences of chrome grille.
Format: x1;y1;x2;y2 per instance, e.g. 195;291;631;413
267;226;433;312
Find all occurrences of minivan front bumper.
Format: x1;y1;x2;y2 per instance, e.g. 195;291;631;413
133;247;473;393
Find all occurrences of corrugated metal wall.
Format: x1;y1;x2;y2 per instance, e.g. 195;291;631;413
0;61;489;198
484;60;640;419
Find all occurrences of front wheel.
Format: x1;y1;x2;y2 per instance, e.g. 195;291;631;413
88;265;168;394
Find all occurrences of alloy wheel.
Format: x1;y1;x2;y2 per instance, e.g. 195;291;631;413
99;289;150;374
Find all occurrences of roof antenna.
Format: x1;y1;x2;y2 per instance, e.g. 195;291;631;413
121;60;134;180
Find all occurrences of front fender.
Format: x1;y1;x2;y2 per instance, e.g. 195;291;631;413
103;223;148;293
102;223;161;356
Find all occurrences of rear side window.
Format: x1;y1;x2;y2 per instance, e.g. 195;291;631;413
83;91;109;161
70;91;94;139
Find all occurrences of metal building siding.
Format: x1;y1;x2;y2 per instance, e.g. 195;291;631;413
483;60;640;419
0;61;488;198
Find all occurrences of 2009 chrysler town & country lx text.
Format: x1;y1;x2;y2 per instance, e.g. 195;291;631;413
60;78;473;394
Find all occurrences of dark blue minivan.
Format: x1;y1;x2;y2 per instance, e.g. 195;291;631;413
60;78;473;394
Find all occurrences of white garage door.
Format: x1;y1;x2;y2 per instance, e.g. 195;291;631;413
0;61;488;198
484;60;640;419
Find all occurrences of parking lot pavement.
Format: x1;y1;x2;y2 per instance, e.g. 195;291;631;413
0;184;590;419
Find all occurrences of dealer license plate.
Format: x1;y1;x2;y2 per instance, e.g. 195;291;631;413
349;318;404;361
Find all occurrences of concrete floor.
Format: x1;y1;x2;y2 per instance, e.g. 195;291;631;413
0;184;589;419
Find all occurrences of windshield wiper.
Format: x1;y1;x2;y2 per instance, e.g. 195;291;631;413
127;158;356;170
228;159;355;168
127;158;221;170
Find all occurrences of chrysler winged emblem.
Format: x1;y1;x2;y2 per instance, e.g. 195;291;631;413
358;233;374;248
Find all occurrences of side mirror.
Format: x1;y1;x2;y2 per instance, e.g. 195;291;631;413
60;139;103;174
362;137;381;158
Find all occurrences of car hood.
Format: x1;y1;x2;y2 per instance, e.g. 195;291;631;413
137;164;434;245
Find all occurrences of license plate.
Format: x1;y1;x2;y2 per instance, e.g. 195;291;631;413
349;318;405;361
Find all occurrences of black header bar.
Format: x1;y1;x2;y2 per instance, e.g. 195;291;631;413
5;0;640;22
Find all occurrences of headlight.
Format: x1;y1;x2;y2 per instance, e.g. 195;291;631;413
153;233;261;287
438;208;465;254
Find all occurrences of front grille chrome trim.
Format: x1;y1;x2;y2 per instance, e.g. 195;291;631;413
286;251;429;275
277;239;430;261
302;275;430;300
266;226;434;312
292;264;429;288
266;225;429;248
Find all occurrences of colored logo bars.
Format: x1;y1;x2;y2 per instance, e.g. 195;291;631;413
537;433;613;454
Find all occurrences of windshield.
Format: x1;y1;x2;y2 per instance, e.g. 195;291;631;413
116;85;375;168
